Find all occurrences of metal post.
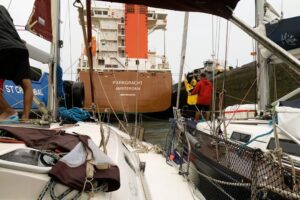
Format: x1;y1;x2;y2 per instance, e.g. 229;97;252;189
255;0;270;112
176;12;189;109
48;0;61;120
86;0;95;108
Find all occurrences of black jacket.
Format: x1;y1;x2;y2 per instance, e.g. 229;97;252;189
0;5;27;51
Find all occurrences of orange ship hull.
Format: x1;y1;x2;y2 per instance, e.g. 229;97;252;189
79;71;172;113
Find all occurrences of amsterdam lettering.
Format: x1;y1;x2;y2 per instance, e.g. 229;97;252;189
112;80;142;91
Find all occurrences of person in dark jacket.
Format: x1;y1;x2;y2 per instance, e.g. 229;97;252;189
0;5;33;122
190;73;212;121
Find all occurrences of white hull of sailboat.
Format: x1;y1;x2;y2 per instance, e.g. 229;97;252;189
0;122;204;200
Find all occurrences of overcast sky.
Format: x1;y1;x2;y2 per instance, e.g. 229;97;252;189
0;0;299;83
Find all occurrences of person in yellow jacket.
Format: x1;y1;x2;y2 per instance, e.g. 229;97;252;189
183;75;198;118
184;76;198;105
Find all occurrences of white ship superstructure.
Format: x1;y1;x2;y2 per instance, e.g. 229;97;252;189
79;6;169;72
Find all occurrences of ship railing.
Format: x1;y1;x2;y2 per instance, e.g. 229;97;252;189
80;66;171;72
110;57;126;68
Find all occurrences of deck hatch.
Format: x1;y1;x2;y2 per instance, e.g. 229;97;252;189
0;149;54;167
267;138;300;157
230;131;251;143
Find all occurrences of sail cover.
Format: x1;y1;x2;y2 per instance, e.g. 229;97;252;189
266;16;300;51
94;0;240;19
279;98;300;109
277;98;300;140
26;0;52;42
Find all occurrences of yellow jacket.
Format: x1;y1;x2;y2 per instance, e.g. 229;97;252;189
183;78;197;105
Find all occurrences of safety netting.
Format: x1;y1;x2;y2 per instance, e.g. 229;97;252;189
169;121;300;200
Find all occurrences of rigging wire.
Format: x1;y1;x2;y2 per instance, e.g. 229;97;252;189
95;74;130;135
112;72;129;123
225;76;258;128
278;63;300;85
134;5;143;131
216;18;221;60
68;0;73;80
210;15;223;138
224;94;254;104
280;0;284;19
7;0;13;10
219;20;230;113
211;16;215;58
62;0;69;41
60;1;77;81
63;58;79;74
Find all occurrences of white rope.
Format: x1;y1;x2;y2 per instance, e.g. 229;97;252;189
111;71;128;123
189;162;251;187
134;68;139;138
67;0;73;80
122;137;162;154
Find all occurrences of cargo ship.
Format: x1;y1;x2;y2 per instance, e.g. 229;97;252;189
78;5;172;113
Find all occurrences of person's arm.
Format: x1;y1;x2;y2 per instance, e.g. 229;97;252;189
20;79;33;119
190;82;201;95
0;79;3;95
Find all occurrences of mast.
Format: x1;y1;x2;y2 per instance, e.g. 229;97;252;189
86;0;95;108
176;12;189;109
48;0;61;120
255;0;269;113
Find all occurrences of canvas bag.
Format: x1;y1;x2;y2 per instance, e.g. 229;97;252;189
49;138;120;192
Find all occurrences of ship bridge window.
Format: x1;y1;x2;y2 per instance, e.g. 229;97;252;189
94;10;102;15
98;59;105;65
126;7;134;13
230;132;251;143
267;138;300;157
103;11;108;15
157;14;165;20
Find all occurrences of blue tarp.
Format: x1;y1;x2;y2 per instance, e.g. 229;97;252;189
3;65;65;110
3;73;49;110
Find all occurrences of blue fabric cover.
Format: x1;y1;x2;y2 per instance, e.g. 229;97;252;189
266;16;300;51
58;107;90;122
56;65;64;98
279;98;300;109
